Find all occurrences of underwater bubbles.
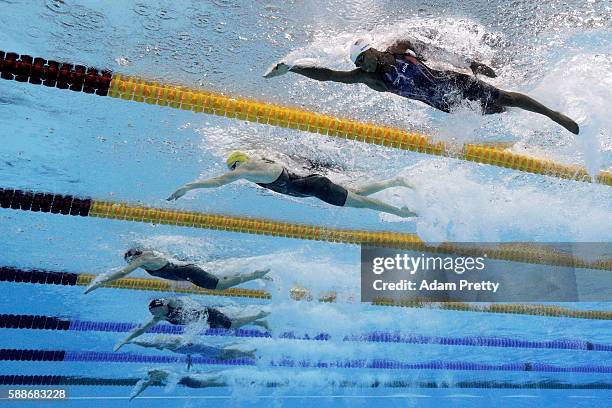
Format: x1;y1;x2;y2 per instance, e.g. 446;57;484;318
45;0;71;14
70;6;105;30
179;60;209;75
189;11;211;28
133;2;151;16
156;7;178;20
140;16;161;32
210;0;239;9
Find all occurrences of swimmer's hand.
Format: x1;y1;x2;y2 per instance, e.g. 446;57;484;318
470;61;496;78
167;185;190;201
84;279;103;294
263;62;292;78
113;340;129;352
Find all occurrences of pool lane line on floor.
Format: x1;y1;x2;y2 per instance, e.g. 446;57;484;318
2;266;612;320
2;314;611;351
1;374;610;390
0;50;610;186
1;348;611;374
1;187;610;272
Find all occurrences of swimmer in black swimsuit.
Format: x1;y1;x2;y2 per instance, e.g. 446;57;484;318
114;297;270;351
83;248;270;294
264;36;579;134
167;152;418;218
130;369;228;400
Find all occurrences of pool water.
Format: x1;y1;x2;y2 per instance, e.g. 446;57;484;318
0;0;611;406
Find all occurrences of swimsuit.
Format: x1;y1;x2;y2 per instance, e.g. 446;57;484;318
382;53;503;114
165;303;232;329
178;376;224;388
144;262;219;290
257;168;348;207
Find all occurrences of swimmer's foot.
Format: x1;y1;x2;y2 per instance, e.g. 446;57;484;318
254;319;270;331
551;111;579;135
257;310;271;319
254;268;271;280
400;206;418;218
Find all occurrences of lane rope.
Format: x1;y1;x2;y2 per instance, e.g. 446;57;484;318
0;50;610;186
2;187;610;272
1;314;610;351
2;267;612;320
1;348;610;373
1;374;610;389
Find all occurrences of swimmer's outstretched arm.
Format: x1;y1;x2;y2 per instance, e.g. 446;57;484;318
167;172;243;201
130;370;170;400
84;259;144;294
130;378;155;400
264;62;367;84
132;336;182;351
388;37;497;78
114;316;162;351
289;66;366;83
131;339;161;350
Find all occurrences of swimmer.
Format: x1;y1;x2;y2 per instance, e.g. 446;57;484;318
264;36;579;134
84;248;270;294
167;152;417;218
114;297;270;351
132;335;257;361
130;369;227;400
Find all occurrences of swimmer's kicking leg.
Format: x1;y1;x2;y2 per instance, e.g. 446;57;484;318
351;176;415;196
344;193;416;218
496;90;579;134
214;268;271;291
342;177;417;217
228;309;270;330
251;319;271;331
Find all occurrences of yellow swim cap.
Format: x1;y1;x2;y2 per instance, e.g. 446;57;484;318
226;151;250;168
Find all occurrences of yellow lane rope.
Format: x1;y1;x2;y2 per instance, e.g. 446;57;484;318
107;74;612;186
88;200;423;247
88;199;611;271
374;298;612;320
68;273;612;320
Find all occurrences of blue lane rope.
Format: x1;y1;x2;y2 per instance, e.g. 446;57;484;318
1;348;611;373
1;374;611;389
67;318;612;352
1;314;610;352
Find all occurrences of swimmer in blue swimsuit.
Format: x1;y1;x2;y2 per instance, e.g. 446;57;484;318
264;36;579;134
114;297;270;351
167;151;418;218
83;248;270;294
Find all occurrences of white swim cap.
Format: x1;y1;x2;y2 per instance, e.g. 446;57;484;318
349;37;373;64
